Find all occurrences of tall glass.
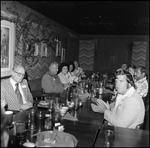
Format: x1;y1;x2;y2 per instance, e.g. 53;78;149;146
5;111;13;126
48;100;54;112
104;130;114;147
55;97;61;112
14;121;26;146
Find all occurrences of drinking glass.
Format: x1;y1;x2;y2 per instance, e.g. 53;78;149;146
14;121;26;146
104;130;114;147
55;97;61;112
48;100;54;112
5;111;13;126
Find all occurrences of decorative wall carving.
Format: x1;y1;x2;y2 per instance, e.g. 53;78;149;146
1;1;65;80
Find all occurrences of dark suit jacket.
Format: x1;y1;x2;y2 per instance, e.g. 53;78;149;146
1;78;33;111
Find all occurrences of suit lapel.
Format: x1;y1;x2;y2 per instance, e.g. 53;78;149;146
7;79;18;100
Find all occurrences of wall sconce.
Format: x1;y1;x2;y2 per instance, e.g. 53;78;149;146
54;38;61;43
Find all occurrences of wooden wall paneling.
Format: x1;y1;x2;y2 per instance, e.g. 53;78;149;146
66;36;79;63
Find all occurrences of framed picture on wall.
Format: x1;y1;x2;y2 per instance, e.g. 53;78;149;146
41;42;47;57
1;20;15;77
56;41;61;57
61;47;66;63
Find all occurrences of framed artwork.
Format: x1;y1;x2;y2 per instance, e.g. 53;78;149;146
56;41;61;57
1;20;15;77
41;42;47;57
61;47;66;63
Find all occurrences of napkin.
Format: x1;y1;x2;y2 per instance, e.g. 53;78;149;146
63;112;78;121
35;129;78;147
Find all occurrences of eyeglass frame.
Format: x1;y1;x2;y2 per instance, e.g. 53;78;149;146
13;70;25;77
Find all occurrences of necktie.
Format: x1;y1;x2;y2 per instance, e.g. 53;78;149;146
15;83;23;105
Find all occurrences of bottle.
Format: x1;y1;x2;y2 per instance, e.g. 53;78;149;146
36;111;43;132
99;82;103;95
91;73;94;81
96;72;100;81
27;112;31;131
87;78;92;93
28;109;36;131
44;110;54;131
66;87;71;102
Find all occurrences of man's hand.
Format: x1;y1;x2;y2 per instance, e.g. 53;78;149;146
97;99;110;110
20;103;33;110
64;83;70;90
91;103;107;113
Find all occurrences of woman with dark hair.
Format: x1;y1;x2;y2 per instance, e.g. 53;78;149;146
58;62;70;89
67;62;78;83
1;107;9;147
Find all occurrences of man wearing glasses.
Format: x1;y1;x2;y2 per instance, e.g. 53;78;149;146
1;65;33;111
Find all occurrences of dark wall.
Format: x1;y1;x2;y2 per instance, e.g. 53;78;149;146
80;35;149;74
66;35;79;62
1;1;79;80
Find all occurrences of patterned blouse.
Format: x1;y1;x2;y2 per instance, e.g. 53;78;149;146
135;77;148;97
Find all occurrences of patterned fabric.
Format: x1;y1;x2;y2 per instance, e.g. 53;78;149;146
1;78;33;111
104;87;145;129
135;77;149;97
15;83;23;105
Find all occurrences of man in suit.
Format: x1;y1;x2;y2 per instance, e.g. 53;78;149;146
91;71;145;129
1;65;33;111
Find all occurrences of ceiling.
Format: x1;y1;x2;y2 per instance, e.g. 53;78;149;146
19;1;149;35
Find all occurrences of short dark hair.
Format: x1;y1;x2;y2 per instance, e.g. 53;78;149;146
137;66;147;75
68;62;75;72
128;65;136;69
116;70;135;88
58;62;69;74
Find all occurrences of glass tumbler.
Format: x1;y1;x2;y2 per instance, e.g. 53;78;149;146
104;130;114;147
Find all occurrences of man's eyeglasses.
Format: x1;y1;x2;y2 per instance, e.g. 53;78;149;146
13;70;25;77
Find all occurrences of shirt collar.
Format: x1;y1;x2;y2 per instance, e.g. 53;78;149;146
10;77;17;85
114;86;135;110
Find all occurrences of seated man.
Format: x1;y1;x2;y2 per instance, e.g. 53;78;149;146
134;66;148;98
41;61;64;93
91;71;145;129
1;65;33;111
